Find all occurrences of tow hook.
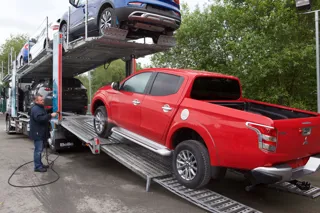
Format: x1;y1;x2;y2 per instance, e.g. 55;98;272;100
289;180;311;190
245;184;256;192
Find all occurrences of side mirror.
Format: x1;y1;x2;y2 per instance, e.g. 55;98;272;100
111;82;119;90
69;0;81;8
29;38;37;44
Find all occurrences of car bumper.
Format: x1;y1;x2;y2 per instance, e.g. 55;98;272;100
116;6;181;31
250;154;320;185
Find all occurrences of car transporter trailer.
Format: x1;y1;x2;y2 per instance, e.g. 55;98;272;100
2;16;320;213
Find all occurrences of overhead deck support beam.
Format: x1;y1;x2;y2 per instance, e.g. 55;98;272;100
11;48;17;118
125;55;136;77
85;0;88;40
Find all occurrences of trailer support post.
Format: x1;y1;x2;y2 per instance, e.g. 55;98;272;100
52;32;63;121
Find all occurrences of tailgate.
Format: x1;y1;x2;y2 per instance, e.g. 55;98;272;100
274;116;320;160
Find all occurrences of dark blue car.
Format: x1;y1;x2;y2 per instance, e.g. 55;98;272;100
63;0;181;43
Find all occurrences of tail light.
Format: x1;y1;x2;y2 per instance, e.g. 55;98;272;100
174;11;181;17
51;25;59;31
246;122;278;152
44;87;52;91
174;0;179;4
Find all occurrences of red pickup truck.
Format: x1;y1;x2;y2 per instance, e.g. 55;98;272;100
91;68;320;189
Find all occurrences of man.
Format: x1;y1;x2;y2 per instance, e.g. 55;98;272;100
29;94;58;172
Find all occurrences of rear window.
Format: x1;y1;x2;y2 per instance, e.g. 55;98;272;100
190;77;241;100
48;78;83;88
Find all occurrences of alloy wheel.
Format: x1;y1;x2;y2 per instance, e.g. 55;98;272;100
61;24;68;43
94;111;105;134
99;11;112;35
176;150;198;181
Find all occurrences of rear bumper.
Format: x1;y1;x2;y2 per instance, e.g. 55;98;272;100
116;6;181;31
250;154;320;185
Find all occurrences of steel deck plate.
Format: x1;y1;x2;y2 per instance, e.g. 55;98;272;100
61;115;97;144
154;176;262;213
269;181;320;199
101;142;172;179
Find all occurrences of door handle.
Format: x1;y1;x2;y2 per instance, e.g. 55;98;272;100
162;104;172;112
132;99;140;105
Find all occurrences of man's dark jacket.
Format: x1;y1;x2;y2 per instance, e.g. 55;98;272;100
29;104;51;141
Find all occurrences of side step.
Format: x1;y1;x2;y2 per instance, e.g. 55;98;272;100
111;127;172;156
269;181;320;199
154;176;261;213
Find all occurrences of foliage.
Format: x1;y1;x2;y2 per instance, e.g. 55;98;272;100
0;34;29;76
151;0;319;111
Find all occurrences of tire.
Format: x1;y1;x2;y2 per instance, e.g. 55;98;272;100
60;23;68;44
98;7;117;36
152;35;159;44
172;140;211;189
23;98;28;112
20;57;24;67
5;116;14;135
93;106;110;138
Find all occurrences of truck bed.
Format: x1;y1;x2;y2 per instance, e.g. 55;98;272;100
213;101;317;120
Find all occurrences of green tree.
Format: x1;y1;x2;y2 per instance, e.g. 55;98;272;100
0;34;29;76
151;0;319;111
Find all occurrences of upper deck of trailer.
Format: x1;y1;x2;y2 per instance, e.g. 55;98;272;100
2;28;175;81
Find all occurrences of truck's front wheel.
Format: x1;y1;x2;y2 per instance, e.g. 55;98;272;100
172;140;211;189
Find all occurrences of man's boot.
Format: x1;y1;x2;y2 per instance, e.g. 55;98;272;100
34;168;47;172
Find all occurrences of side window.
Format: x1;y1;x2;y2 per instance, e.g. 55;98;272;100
79;0;86;5
121;72;152;94
150;73;184;96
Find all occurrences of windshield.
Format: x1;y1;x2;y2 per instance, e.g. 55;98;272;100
190;77;241;100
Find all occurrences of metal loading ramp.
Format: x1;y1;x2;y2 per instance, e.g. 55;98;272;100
269;181;320;198
60;115;262;213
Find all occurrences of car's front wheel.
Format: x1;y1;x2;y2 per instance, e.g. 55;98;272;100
172;140;211;189
94;106;111;138
98;7;117;36
20;57;24;68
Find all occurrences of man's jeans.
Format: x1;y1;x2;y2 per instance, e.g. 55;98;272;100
34;140;44;170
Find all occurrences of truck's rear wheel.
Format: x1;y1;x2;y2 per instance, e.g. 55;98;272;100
94;106;110;138
172;140;211;189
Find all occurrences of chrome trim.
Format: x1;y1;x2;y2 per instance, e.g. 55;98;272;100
111;127;172;156
132;99;140;105
162;104;172;112
253;155;320;182
128;11;180;27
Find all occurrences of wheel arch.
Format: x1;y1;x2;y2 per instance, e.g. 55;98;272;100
166;122;219;166
59;20;67;31
97;1;114;24
91;97;109;115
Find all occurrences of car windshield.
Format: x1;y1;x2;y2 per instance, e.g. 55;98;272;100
190;77;241;100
